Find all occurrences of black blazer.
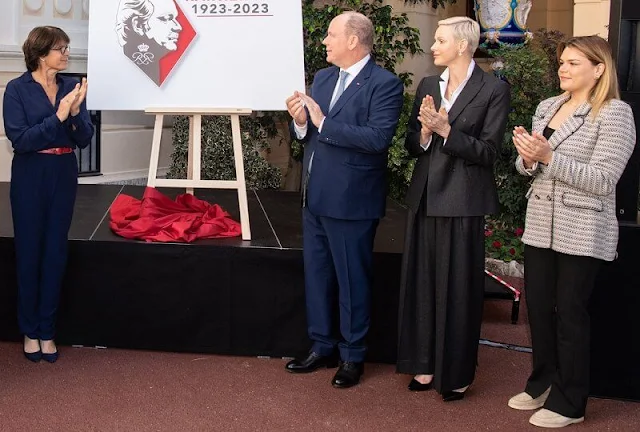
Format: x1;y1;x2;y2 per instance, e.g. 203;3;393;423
404;65;510;216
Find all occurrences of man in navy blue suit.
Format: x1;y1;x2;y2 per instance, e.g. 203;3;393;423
284;11;404;388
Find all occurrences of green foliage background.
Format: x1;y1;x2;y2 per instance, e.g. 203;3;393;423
168;116;282;190
301;0;423;88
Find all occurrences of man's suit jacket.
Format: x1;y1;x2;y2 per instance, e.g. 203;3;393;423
404;65;511;216
291;58;404;220
515;95;636;261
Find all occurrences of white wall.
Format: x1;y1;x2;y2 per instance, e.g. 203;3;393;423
0;0;172;184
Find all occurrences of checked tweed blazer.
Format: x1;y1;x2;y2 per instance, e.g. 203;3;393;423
515;94;636;261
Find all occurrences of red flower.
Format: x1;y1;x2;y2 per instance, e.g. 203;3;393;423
515;227;524;237
509;248;516;255
485;229;493;237
492;241;502;248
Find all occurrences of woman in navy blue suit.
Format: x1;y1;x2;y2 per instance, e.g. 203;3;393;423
2;26;93;362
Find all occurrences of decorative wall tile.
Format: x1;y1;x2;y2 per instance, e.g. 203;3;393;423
13;1;91;50
53;0;73;19
82;0;90;20
23;0;44;16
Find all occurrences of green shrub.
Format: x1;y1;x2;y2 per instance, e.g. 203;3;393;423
168;115;281;190
301;0;423;88
485;222;525;263
387;92;416;201
403;0;458;10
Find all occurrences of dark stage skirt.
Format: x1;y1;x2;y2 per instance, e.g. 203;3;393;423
396;196;485;393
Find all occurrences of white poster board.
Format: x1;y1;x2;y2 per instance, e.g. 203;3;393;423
86;0;306;111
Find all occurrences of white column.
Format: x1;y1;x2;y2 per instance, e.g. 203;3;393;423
574;0;611;38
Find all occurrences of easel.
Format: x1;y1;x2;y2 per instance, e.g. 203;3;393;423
145;108;253;240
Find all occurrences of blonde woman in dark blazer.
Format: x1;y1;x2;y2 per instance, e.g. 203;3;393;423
509;35;636;428
396;16;510;401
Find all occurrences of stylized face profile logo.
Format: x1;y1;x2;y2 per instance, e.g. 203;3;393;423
115;0;196;86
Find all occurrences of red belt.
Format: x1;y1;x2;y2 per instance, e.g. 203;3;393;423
38;147;73;155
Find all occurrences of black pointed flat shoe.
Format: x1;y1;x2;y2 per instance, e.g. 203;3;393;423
442;389;467;402
408;378;433;392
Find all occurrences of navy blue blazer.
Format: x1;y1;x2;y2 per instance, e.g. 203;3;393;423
3;72;93;154
292;59;404;220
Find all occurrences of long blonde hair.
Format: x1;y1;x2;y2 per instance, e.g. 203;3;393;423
557;35;620;118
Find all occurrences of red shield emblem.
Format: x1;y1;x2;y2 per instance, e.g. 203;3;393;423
115;0;196;86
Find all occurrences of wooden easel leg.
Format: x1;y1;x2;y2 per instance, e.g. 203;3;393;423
231;114;251;240
147;114;164;188
193;115;202;184
186;115;195;195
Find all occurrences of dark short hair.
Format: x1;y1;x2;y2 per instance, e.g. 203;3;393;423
22;26;70;72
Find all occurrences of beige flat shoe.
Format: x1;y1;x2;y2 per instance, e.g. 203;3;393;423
529;408;584;428
508;387;551;410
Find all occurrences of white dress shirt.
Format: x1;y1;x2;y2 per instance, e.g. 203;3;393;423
421;60;476;150
294;54;372;139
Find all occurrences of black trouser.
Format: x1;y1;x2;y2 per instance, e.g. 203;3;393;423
524;246;602;418
396;211;485;393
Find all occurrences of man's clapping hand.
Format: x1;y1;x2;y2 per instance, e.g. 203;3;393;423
285;91;308;127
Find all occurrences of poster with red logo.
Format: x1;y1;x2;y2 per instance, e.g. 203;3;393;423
87;0;305;111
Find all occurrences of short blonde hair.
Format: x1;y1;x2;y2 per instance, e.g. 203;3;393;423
437;16;480;55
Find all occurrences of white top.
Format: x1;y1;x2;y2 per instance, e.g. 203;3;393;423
422;60;476;150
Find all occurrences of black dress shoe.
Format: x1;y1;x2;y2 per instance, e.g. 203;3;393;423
441;390;466;402
285;352;338;374
331;361;364;388
408;378;433;392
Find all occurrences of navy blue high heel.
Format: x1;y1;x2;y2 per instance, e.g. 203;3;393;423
40;339;60;363
23;349;42;362
23;336;41;362
41;351;59;363
40;340;59;363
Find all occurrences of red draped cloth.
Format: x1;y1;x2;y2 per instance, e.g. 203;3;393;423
109;187;241;242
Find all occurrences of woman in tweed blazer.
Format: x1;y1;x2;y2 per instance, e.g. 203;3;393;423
508;36;636;428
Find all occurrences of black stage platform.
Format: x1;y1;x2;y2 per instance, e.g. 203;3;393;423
0;182;519;364
0;183;406;362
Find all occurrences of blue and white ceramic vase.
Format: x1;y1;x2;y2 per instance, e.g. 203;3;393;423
474;0;533;47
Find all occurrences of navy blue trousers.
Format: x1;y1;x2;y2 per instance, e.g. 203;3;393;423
302;207;378;362
10;152;77;340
